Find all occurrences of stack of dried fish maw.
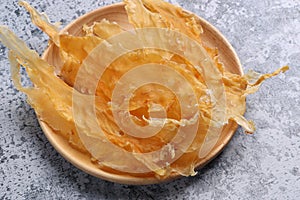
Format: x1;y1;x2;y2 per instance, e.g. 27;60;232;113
0;0;288;179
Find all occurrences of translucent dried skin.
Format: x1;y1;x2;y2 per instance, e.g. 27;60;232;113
1;28;86;152
83;19;124;39
59;35;103;86
0;0;289;178
124;0;203;39
19;1;60;46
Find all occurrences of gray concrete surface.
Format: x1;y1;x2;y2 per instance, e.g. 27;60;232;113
0;0;299;199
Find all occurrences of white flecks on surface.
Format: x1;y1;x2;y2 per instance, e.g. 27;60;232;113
0;0;299;199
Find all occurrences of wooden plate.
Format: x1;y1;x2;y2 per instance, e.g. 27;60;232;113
41;2;243;185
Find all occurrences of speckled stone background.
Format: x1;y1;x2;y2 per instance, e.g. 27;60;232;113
0;0;299;199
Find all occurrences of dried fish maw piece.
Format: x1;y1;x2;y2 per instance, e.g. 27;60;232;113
69;26;224;176
94;51;202;154
19;2;121;88
222;65;289;134
125;0;166;28
124;0;226;79
243;66;289;96
59;35;103;86
124;0;202;39
61;20;123;86
1;26;152;173
142;0;203;37
1;26;195;175
1;27;86;151
83;19;123;39
222;72;252;133
19;1;60;46
122;0;288;136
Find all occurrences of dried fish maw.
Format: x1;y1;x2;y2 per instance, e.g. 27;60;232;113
0;0;289;179
83;19;123;39
124;0;202;39
1;27;86;151
59;35;103;86
19;1;60;45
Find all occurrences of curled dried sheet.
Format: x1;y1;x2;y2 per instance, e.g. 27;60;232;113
0;0;288;178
